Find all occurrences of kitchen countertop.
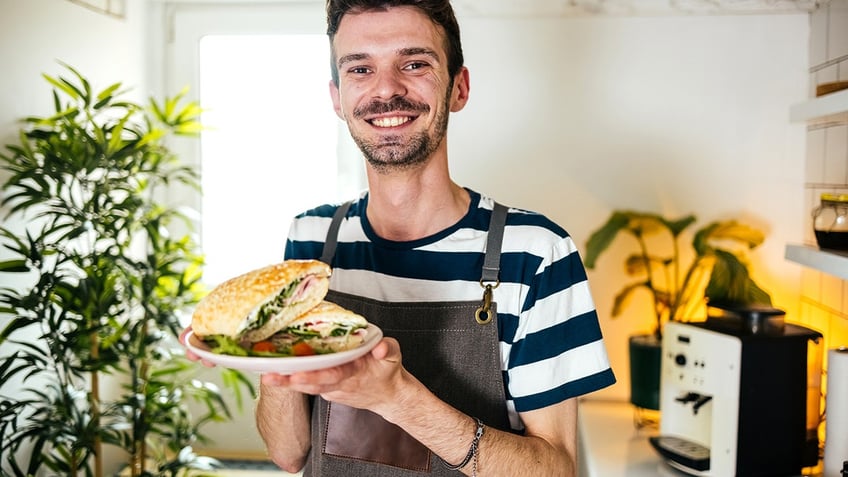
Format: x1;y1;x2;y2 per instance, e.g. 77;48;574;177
577;399;821;477
577;399;692;477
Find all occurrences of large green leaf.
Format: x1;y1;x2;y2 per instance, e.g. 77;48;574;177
611;281;651;317
663;215;697;237
705;249;771;305
693;220;765;256
583;212;631;268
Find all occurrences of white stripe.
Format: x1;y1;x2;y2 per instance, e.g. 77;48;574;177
516;280;597;336
507;340;612;398
331;269;524;313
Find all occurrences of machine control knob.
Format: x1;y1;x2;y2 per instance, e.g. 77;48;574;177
674;353;687;366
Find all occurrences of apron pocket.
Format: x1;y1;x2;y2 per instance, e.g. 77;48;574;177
323;402;431;472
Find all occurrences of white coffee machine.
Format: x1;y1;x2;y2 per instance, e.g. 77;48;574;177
650;305;822;476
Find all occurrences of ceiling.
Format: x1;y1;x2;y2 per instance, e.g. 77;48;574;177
450;0;825;17
167;0;827;16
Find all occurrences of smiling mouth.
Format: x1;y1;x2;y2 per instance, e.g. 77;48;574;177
369;115;414;128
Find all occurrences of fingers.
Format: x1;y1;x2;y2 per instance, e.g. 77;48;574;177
179;326;200;361
179;326;216;366
178;326;192;346
262;372;292;386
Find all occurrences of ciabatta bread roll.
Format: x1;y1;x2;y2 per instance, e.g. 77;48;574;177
191;259;331;342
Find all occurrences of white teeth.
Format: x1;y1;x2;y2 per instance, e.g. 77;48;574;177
371;116;410;128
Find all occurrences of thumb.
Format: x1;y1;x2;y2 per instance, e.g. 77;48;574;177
371;337;401;363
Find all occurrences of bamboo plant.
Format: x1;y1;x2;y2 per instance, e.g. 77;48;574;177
583;210;773;340
0;64;253;477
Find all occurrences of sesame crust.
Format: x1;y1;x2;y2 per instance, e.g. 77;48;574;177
191;259;331;339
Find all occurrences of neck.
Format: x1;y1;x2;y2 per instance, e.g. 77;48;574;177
364;158;469;241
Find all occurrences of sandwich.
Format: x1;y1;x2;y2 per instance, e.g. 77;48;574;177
259;300;369;356
191;259;368;357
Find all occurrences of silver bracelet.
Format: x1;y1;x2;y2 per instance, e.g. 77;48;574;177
443;417;485;472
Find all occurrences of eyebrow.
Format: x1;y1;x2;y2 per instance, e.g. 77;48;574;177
399;47;439;61
337;47;440;69
337;52;369;68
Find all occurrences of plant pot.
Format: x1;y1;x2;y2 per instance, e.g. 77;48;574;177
629;334;662;411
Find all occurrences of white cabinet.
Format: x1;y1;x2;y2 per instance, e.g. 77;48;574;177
786;89;848;280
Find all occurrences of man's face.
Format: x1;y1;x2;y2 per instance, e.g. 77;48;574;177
329;6;468;173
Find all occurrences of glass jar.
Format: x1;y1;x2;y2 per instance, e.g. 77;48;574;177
813;193;848;251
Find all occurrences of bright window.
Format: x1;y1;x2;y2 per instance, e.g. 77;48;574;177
198;34;342;286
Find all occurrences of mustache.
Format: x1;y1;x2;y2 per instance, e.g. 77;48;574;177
353;97;430;118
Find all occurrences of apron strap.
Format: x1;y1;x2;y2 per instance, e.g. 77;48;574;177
481;202;508;284
320;200;353;265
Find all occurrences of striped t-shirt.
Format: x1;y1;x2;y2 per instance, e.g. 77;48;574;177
284;188;615;429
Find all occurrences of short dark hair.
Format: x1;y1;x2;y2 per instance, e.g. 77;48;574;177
326;0;464;85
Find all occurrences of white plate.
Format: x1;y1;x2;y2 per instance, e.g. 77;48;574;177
185;324;383;374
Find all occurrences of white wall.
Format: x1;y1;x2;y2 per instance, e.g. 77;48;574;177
0;0;148;139
0;0;810;461
449;12;809;401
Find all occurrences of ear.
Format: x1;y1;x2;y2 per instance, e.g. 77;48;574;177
450;67;470;113
329;79;344;119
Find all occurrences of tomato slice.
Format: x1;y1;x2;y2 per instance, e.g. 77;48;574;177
251;341;276;353
292;342;316;356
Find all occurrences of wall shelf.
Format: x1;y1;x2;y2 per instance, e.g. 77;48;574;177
787;86;848;280
785;244;848;280
789;88;848;124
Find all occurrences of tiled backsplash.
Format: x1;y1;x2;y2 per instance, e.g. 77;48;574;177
801;0;848;360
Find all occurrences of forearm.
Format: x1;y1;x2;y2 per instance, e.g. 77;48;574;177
376;371;577;476
255;383;312;473
474;425;576;476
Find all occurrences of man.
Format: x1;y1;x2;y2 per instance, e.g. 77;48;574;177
255;1;615;475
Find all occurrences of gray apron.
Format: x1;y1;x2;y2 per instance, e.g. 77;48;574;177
302;201;512;476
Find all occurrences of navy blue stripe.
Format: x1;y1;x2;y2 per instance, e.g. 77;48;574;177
335;243;485;281
294;202;339;219
285;239;324;261
522;251;589;313
512;369;616;412
497;311;520;344
509;209;569;238
508;311;604;368
361;197;491;250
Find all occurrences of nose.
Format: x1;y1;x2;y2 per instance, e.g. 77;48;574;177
371;68;407;100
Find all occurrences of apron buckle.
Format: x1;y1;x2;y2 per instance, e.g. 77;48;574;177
475;280;499;324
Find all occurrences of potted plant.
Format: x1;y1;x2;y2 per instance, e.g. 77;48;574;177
583;210;772;411
0;64;253;477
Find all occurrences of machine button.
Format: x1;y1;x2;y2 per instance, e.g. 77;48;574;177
675;353;687;366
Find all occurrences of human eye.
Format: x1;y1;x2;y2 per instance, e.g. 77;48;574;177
338;54;372;77
349;65;371;75
403;61;430;72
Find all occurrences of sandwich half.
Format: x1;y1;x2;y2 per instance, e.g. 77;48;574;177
278;300;368;355
192;259;331;342
191;259;368;357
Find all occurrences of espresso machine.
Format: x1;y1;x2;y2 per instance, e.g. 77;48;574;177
650;304;823;476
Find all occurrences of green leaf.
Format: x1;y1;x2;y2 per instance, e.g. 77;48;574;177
94;81;122;109
583;212;631;268
663;215;697;237
693;220;764;256
41;73;81;101
0;259;28;272
705;249;771;305
611;281;651;317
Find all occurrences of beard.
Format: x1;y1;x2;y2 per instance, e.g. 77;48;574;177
349;91;451;174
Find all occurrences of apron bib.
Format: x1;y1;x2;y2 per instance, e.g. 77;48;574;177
302;202;511;476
